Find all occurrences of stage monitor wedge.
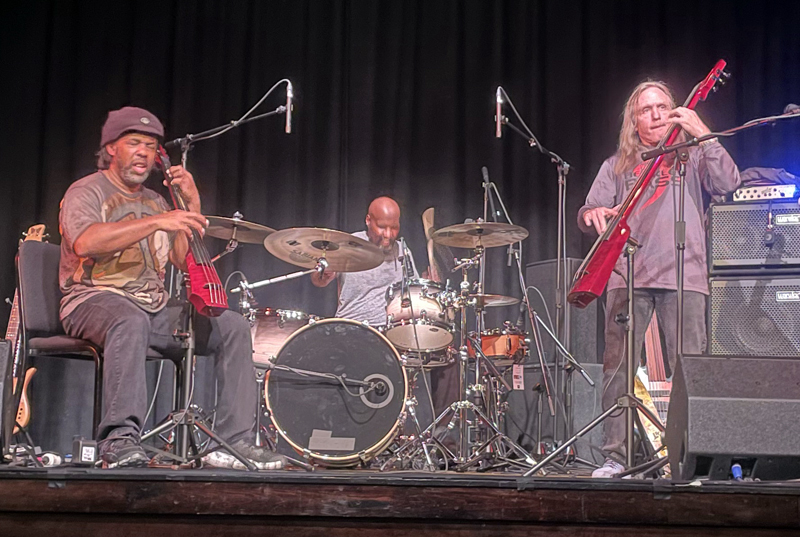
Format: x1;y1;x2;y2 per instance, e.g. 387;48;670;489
666;354;800;481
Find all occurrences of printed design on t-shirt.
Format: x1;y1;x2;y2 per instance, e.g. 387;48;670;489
75;191;170;307
628;159;679;216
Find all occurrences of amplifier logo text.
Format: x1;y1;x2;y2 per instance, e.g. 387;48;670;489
776;290;800;302
775;214;800;226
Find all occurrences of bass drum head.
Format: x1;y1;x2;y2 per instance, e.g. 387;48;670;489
266;319;407;466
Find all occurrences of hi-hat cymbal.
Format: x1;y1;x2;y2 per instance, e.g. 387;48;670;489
432;222;528;248
264;227;384;272
470;293;520;308
206;216;276;244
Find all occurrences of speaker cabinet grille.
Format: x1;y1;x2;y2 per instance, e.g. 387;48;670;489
709;201;800;271
710;276;800;357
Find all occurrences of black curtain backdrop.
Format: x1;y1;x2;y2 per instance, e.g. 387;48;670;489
1;0;799;450
2;0;800;321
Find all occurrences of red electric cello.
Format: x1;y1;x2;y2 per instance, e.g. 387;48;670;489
568;60;729;308
156;147;228;317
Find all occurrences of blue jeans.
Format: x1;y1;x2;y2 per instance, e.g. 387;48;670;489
62;292;257;448
600;288;707;460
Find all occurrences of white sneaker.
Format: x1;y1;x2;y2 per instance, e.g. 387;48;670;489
202;440;286;470
592;458;627;478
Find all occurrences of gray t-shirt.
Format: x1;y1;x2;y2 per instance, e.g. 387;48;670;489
577;143;741;295
335;231;418;325
59;171;174;319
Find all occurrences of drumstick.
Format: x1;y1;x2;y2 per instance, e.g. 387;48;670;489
422;207;439;282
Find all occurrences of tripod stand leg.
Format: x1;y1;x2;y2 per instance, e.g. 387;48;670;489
523;403;622;477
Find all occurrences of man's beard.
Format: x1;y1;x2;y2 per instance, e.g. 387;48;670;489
120;163;152;185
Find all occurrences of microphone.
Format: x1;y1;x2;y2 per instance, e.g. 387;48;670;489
515;300;526;330
784;103;800;115
507;244;514;267
495;87;504;138
285;81;293;134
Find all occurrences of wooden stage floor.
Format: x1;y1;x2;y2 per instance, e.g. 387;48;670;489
1;465;799;536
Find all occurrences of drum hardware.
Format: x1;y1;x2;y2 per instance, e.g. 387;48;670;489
383;247;538;473
230;258;329;295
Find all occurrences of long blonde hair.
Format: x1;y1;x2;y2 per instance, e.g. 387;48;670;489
614;80;683;175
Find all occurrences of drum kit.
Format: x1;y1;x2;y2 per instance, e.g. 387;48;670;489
207;210;549;472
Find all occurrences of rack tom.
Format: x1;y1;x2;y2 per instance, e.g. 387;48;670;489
384;279;454;352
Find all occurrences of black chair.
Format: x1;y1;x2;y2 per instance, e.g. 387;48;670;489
16;240;181;440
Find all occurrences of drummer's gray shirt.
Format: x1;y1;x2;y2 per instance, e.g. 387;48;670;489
335;231;418;326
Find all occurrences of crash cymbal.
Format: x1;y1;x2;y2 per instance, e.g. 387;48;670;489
206;216;276;244
470;293;520;308
264;227;384;272
432;222;528;248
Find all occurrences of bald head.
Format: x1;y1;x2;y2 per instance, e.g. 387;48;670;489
366;196;401;251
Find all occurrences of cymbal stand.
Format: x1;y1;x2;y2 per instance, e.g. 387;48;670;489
450;255;537;471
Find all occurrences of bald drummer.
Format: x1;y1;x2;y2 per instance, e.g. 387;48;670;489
312;196;418;325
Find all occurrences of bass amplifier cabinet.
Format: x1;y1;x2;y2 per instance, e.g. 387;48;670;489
666;354;800;481
709;276;800;357
709;201;800;273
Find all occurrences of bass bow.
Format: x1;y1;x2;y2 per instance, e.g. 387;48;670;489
568;59;729;308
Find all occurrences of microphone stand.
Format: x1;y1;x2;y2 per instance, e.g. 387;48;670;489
163;78;293;187
495;86;576;446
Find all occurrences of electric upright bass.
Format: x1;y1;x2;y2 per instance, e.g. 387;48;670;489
156;147;228;317
568;60;729;308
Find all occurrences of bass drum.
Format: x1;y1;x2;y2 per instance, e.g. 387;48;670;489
265;319;407;466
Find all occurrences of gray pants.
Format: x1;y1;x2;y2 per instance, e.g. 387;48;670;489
62;292;257;448
601;288;707;460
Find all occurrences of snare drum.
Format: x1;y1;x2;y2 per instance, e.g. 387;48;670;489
265;319;407;466
399;347;456;369
250;308;318;366
468;327;528;367
385;279;454;352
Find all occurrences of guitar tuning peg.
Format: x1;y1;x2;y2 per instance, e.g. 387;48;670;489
712;86;719;92
722;70;731;79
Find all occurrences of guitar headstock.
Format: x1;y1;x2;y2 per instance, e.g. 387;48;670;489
694;59;730;102
21;224;47;244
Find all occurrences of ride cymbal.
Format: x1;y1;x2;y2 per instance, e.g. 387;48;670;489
264;227;384;272
432;222;528;248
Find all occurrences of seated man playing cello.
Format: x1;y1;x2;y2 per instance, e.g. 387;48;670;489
59;106;284;469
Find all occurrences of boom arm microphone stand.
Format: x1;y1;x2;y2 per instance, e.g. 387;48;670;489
142;79;294;469
495;87;590;449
